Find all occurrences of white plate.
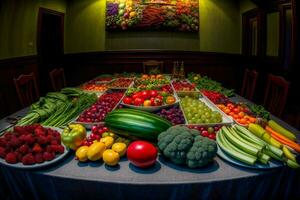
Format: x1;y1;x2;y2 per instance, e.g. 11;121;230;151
0;127;70;169
217;146;282;169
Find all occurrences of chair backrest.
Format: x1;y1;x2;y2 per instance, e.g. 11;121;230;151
0;92;6;118
14;72;40;108
263;74;290;117
142;60;163;74
49;68;66;91
240;69;258;101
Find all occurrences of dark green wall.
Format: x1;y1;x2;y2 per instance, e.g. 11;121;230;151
0;0;66;59
65;0;241;53
1;0;267;59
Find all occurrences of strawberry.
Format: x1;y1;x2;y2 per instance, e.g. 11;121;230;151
21;153;35;165
18;144;29;155
34;153;44;163
43;152;55;161
24;134;35;145
0;138;7;147
34;126;45;137
32;143;43;153
37;136;47;145
5;152;17;164
0;147;7;158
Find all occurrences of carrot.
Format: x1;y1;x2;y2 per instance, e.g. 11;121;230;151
266;126;296;145
266;126;300;153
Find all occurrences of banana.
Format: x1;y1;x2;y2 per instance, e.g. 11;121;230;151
283;146;296;162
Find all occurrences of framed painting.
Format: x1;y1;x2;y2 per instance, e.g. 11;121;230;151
106;0;199;32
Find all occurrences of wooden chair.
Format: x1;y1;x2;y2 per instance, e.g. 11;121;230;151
0;92;6;118
240;69;258;101
14;73;40;108
142;60;163;74
263;74;290;117
49;68;66;91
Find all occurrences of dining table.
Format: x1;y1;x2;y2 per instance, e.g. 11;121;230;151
0;93;299;200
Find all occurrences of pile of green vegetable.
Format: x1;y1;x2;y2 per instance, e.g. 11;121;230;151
188;73;235;97
247;104;270;120
17;88;97;127
158;125;217;168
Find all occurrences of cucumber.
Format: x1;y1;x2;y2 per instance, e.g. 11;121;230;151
222;127;260;156
268;120;297;141
217;131;257;165
104;108;172;141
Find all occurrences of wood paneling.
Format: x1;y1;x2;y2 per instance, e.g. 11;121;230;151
0;55;38;116
63;51;243;90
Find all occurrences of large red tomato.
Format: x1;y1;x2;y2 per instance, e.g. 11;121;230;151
127;141;158;168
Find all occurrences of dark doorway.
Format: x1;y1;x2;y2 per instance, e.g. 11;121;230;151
37;8;64;94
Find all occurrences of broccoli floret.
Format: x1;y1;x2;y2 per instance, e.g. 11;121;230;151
158;125;217;168
186;135;217;168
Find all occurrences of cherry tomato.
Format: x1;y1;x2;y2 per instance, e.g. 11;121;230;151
134;97;144;106
132;93;139;99
150;97;155;106
153;98;162;106
208;134;216;140
150;90;158;97
238;112;245;118
141;91;150;99
201;130;209;137
123;97;133;105
233;108;240;114
165;96;176;104
157;95;163;100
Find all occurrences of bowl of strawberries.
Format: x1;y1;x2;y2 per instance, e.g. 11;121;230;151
0;124;69;169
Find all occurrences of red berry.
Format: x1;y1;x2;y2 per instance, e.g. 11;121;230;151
34;153;44;163
0;147;7;158
91;126;98;133
201;131;209;137
5;152;18;164
43;152;55;161
32;143;43;153
37;136;47;145
18;144;29;155
22;153;35;165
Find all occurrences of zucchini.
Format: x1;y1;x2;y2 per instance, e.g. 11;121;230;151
104;108;172;141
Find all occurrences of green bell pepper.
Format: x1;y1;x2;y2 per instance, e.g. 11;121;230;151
62;124;86;150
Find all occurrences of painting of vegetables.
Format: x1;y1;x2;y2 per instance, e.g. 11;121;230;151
106;0;199;32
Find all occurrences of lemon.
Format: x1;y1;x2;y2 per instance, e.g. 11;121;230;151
103;149;120;166
100;136;114;149
112;143;127;157
87;142;106;161
75;146;89;162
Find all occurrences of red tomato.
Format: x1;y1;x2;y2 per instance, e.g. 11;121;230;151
123;97;133;105
156;95;163;100
150;90;158;97
154;97;162;106
134;97;144;106
127;141;158;168
150;97;155;106
233;108;240;114
141;91;150;99
132;93;139;99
